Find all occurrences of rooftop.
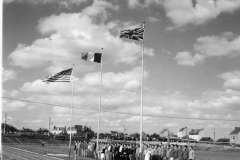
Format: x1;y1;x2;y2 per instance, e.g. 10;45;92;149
178;127;187;132
229;127;240;135
189;129;203;135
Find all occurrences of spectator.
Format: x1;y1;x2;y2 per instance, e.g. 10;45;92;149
182;146;188;160
74;141;78;160
188;146;195;160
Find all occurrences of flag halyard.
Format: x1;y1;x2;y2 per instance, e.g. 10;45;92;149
120;28;144;41
43;68;73;82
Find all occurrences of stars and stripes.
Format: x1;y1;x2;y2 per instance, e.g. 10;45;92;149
43;68;73;82
120;28;144;41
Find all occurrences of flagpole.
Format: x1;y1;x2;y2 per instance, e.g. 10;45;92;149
69;64;74;160
97;48;103;159
140;22;145;160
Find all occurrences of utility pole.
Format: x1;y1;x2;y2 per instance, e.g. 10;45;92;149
4;113;7;135
213;128;215;146
49;117;51;136
123;125;127;140
167;128;170;145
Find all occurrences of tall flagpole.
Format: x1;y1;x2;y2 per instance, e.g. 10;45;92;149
140;22;145;160
97;48;103;159
69;64;74;160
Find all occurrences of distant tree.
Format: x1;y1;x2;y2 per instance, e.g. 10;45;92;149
36;128;49;134
151;133;160;138
1;123;19;133
130;132;140;138
21;127;34;133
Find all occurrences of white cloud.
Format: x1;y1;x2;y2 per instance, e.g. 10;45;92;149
81;67;148;90
2;68;17;82
175;32;240;66
10;90;19;97
174;51;205;66
160;0;240;29
3;0;87;9
2;99;27;112
194;32;240;57
126;0;161;9
22;119;44;124
147;16;160;23
219;71;240;90
224;114;233;120
204;114;218;119
8;4;154;70
163;123;178;127
20;67;148;95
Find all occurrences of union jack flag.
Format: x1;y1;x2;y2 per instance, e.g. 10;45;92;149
43;68;73;82
120;28;144;41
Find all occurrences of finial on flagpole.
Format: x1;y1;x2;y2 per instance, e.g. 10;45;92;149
143;22;145;28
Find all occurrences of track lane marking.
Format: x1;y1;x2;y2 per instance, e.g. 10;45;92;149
3;145;64;160
4;148;41;160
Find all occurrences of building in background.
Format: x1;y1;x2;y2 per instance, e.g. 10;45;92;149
229;127;240;144
189;129;206;141
199;137;213;142
160;128;173;138
51;126;66;135
67;125;94;138
177;127;190;138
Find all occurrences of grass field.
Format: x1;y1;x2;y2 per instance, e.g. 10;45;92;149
2;144;240;160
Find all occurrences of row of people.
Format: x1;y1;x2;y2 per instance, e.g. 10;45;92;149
73;141;195;160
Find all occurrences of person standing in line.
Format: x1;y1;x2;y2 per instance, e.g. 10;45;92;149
78;141;82;157
101;145;106;160
166;145;170;160
135;145;140;160
112;143;116;160
109;143;113;160
74;141;78;160
132;144;136;160
115;143;120;160
177;145;183;160
182;146;188;160
144;145;151;160
188;146;194;160
168;145;174;160
156;145;160;160
162;145;167;160
129;144;133;160
159;144;163;160
173;145;178;160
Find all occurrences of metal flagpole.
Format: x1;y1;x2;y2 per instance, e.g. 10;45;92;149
140;22;145;160
68;64;74;160
97;48;103;159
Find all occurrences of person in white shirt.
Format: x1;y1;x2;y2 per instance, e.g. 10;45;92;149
144;145;151;160
188;146;195;160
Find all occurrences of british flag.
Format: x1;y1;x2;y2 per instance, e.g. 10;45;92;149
120;28;144;41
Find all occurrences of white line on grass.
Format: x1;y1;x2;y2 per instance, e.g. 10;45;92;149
4;145;64;160
11;153;28;160
16;138;23;144
5;148;43;160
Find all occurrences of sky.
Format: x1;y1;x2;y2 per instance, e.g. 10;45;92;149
2;0;240;140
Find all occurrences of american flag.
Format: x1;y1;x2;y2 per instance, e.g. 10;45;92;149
43;68;73;82
120;28;144;41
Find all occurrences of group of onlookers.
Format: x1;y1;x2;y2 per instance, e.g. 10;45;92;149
73;141;195;160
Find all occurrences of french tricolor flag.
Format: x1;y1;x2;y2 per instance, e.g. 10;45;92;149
81;52;102;63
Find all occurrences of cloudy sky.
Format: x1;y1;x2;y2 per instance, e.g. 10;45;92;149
2;0;240;139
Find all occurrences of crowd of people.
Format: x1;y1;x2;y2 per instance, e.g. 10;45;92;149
73;141;195;160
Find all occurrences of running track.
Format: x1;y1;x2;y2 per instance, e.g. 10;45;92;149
2;145;64;160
